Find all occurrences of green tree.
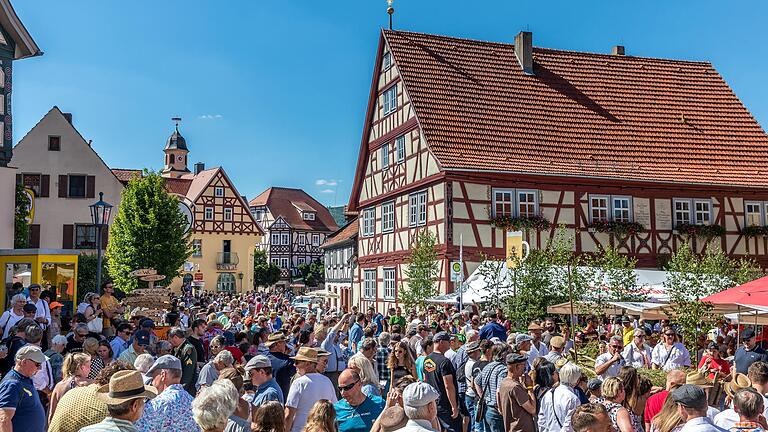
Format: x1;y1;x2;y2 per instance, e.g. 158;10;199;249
253;249;281;288
666;242;763;353
14;184;30;248
106;171;191;292
77;253;112;303
401;230;439;311
582;246;642;312
298;259;325;287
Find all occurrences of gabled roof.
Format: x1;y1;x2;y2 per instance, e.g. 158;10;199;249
111;168;142;185
0;0;41;59
321;218;358;249
249;187;339;233
361;30;768;191
164;177;192;195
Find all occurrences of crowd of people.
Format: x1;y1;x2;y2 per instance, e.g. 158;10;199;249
0;282;766;432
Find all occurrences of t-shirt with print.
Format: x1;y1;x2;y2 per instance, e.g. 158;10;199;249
334;394;385;432
0;369;46;432
423;352;457;414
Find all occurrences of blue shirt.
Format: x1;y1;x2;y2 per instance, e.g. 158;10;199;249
110;336;130;359
0;369;46;432
415;356;426;381
371;314;385;335
349;323;364;351
321;330;347;373
334;394;385;432
251;378;284;405
478;322;507;341
136;384;199;432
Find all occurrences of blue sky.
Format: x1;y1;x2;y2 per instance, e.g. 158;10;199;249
11;1;768;207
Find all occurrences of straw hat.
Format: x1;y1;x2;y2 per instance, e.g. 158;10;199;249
290;347;319;363
685;371;713;389
265;333;287;347
96;370;157;405
725;373;752;398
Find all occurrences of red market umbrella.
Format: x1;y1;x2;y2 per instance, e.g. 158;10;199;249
702;275;768;309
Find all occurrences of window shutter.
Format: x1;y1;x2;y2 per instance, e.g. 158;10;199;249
58;175;68;198
40;175;50;197
86;176;95;198
28;224;40;248
62;224;73;249
15;174;21;185
101;225;109;248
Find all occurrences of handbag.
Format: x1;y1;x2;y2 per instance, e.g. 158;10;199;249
475;363;502;423
87;317;103;333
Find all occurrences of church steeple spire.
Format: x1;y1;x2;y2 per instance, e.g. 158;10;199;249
161;117;190;178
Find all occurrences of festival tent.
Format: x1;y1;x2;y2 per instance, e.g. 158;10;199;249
701;275;768;313
546;301;669;320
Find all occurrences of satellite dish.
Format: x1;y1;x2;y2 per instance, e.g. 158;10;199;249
178;199;194;234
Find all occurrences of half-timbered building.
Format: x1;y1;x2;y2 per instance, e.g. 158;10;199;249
249;188;339;286
322;218;358;310
348;29;768;310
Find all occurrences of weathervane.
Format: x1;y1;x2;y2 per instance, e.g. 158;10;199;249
172;116;182;131
387;0;394;30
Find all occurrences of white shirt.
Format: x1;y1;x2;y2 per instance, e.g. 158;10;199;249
713;409;737;430
285;373;337;432
537;385;579;432
445;349;457;361
680;416;728;432
594;352;625;380
465;358;477;398
26;297;50;330
0;309;24;339
399;419;436;432
32;358;54;391
651;342;691;371
529;341;549;359
622;342;652;368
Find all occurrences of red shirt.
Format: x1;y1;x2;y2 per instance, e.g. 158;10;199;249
224;346;244;363
644;390;668;424
698;355;730;380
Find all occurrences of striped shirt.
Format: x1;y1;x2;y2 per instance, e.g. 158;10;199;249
476;361;507;407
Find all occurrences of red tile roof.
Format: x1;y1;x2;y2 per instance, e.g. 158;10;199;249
322;218;358;249
111;169;142;185
383;30;768;187
249;187;339;233
164;177;193;196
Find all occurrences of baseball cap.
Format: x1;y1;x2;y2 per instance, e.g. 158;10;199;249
742;329;756;340
134;330;151;346
515;334;533;344
433;332;451;342
146;355;182;375
49;301;64;309
15;345;47;363
402;382;440;407
671;384;707;410
245;355;272;371
141;319;155;329
587;379;603;391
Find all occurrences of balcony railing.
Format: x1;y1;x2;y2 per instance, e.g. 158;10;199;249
216;252;239;270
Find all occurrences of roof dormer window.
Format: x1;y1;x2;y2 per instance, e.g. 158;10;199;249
303;212;316;221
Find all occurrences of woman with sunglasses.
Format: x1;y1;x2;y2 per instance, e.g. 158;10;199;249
650;330;691;372
387;341;416;386
77;292;103;333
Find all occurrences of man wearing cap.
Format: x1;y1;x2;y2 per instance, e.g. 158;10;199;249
463;340;483;432
622;329;652;369
245;355;284;405
422;331;461;432
399;382;441;432
671;384;727;431
544;336;567;364
734;329;768;375
168;326;198;396
0;345;47;431
266;332;296;398
452;330;478;432
118;329;150;366
595;335;626;380
685;371;720;419
497;353;536;432
285;347;337;432
528;322;549;360
334;369;385;432
80;370;157;432
140;320;158;354
620;316;635;346
136;355;197;432
651;329;691;371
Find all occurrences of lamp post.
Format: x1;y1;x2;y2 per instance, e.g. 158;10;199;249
90;192;113;296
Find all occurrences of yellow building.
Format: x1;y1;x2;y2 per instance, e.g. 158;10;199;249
114;122;262;293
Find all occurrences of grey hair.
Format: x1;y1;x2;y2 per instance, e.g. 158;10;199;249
378;332;391;346
404;403;433;420
214;349;235;367
156;340;172;352
10;294;26;304
609;335;623;346
559;362;582;387
192;379;238;430
465;329;478;340
168;327;186;339
134;353;155;373
52;335;68;346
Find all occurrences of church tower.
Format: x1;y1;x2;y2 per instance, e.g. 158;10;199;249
161;117;190;178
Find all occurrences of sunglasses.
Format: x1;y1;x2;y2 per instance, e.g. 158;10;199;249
339;380;359;392
28;359;42;369
76;333;88;338
610;345;623;349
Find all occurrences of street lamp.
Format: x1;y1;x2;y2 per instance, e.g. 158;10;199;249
90;192;113;295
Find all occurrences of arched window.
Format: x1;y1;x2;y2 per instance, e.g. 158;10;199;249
170;154;175;164
217;273;236;292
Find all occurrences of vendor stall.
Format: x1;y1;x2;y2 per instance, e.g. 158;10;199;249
0;248;78;313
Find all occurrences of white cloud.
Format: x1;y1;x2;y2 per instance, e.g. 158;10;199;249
315;179;338;186
319;189;335;194
198;114;223;120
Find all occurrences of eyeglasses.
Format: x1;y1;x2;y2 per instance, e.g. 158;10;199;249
28;359;42;369
610;345;623;349
339;380;359;392
76;333;88;338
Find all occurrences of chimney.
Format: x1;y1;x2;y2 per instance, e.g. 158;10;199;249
194;162;205;174
62;113;73;124
514;31;534;75
611;45;625;56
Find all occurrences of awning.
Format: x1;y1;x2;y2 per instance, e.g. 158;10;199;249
547;301;669;319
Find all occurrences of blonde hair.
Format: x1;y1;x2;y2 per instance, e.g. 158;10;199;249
651;386;684;432
303;399;337;432
348;355;377;387
83;337;99;355
601;377;624;400
62;352;91;379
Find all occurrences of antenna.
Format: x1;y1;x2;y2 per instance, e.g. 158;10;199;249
171;117;182;131
387;0;394;30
